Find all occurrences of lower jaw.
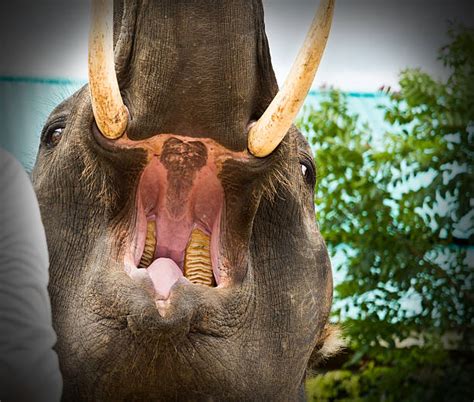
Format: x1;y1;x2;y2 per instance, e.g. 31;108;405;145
125;228;222;301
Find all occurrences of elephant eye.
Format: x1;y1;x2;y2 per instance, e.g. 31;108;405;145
300;158;316;187
42;121;65;149
301;164;308;176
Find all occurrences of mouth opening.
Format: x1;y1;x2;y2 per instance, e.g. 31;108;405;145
125;138;225;300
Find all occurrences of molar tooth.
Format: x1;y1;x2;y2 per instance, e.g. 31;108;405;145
184;228;214;287
139;220;156;268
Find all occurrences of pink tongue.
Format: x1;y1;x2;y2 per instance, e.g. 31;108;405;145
147;258;183;300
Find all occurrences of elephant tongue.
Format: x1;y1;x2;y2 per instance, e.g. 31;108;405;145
147;258;183;300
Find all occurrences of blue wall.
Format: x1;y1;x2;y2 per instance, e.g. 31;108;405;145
0;77;84;171
0;76;388;172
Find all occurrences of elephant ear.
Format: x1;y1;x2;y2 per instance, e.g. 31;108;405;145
308;324;345;369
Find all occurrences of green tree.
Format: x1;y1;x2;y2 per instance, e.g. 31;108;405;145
299;25;473;401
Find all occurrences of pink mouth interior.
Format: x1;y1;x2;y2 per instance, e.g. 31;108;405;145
128;151;224;300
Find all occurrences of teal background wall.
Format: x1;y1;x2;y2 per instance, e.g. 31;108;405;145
0;76;389;172
0;77;84;171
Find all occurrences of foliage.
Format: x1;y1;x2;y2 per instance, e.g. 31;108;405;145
298;25;473;400
306;351;473;402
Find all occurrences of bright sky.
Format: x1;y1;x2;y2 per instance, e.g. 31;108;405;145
265;0;473;91
0;0;472;92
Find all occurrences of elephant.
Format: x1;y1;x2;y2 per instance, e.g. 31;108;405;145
32;0;340;399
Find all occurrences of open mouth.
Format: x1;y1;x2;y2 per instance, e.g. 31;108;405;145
124;137;226;300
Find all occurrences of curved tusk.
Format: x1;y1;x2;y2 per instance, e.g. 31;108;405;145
248;0;335;157
88;0;128;139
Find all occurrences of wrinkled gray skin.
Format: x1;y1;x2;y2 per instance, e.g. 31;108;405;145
32;1;332;400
